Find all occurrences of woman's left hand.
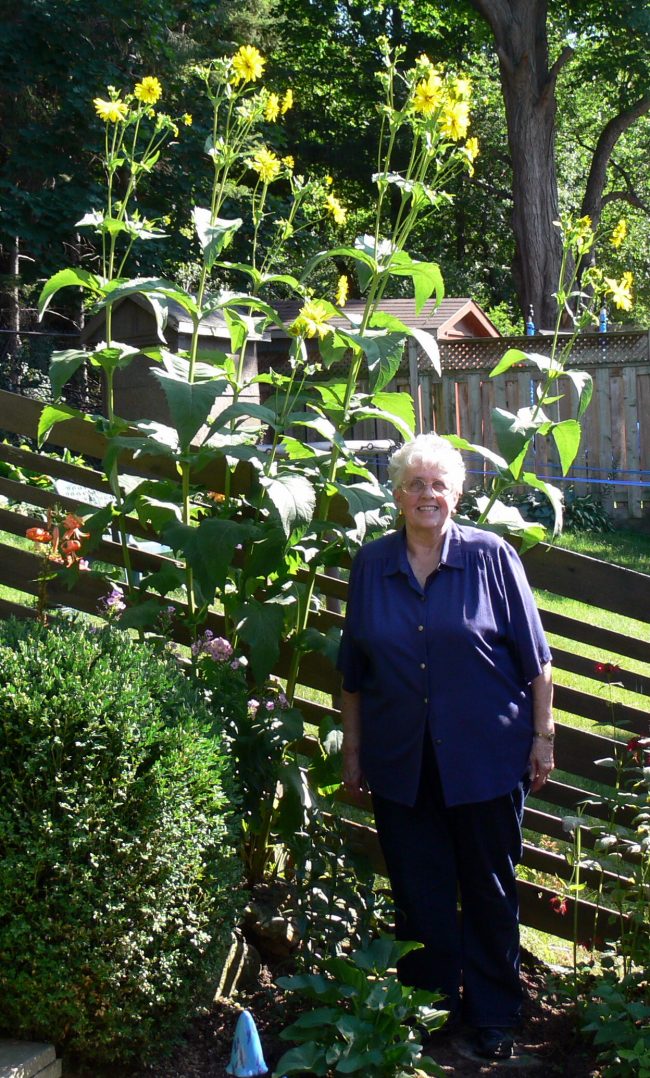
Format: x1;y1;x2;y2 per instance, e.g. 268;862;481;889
528;737;554;792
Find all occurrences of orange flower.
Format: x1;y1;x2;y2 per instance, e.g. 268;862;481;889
26;527;52;543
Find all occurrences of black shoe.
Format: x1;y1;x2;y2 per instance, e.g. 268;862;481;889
474;1027;514;1060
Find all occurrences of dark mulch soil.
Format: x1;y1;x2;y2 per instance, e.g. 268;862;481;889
122;950;600;1078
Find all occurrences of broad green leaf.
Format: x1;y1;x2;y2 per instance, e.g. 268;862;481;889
294;626;341;667
234;596;285;683
564;369;593;419
409;326;441;376
342;330;405;392
303;243;378;293
89;341;141;375
352;390;415;440
491;407;551;475
38;267;103;318
49;349;89;400
280;435;318;460
98;277;200;320
490;348;530;378
159;350;230;382
164;517;255;604
134;495;182;531
442;434;508;473
37;402;86;446
388;252;444;315
274;1042;328;1077
222;306;249;352
320;329;350;369
153;370;228;449
334;480;390;537
520;471;564;535
208;400;277;434
551;418;582;474
259;473;316;537
192;207;242;269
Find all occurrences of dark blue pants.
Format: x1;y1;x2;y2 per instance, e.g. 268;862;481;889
372;734;526;1029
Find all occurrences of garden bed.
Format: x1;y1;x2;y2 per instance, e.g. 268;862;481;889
126;951;599;1078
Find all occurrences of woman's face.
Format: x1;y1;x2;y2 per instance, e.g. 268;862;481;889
393;460;460;539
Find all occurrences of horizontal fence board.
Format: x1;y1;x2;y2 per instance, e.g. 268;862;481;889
540;607;650;666
554;683;648;736
0;441;110;494
338;816;623;943
551;645;650;698
522;543;650;624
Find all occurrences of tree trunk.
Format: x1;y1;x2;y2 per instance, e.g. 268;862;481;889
467;0;571;328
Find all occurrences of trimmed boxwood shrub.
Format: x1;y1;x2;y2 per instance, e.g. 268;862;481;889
0;617;241;1065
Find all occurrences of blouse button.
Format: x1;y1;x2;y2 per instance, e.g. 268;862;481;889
418;624;424;631
420;662;426;670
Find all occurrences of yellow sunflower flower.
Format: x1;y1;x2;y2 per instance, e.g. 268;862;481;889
232;44;265;84
251;147;281;183
93;97;129;123
281;88;294;113
289;299;333;339
439;100;470;141
134;76;163;105
605;271;634;311
452;77;472;101
610;218;627;249
412;72;444;117
182;113;193;126
324;193;347;225
282;155;295;171
335;275;349;307
465;137;480;162
265;93;280;122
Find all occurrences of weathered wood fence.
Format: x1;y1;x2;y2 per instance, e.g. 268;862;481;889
1;387;649;944
350;330;650;520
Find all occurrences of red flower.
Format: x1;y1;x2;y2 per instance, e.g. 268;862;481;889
550;895;568;916
626;737;650;765
26;527;51;543
595;661;620;676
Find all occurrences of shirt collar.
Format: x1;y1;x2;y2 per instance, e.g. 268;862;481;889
384;519;465;575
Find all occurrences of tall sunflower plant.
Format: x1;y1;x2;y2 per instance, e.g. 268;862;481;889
35;40;477;687
448;212;635;546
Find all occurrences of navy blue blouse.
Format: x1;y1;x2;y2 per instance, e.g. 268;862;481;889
337;521;552;807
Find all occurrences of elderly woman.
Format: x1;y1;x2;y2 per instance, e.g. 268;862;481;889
337;433;554;1061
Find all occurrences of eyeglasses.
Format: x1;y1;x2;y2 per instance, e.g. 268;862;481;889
399;478;453;497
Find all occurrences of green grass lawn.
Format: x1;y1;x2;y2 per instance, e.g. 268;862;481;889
555;526;650;575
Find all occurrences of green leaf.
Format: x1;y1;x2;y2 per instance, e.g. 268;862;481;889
520;472;564;535
443;434;508;473
489;348;529;378
303;244;378;293
153;371;228;449
49;349;89;400
343;330;405;392
192;207;242;269
38;267;103;318
388;252;444;315
222;307;249;352
208;400;277;434
408;327;441;376
551;419;581;474
163;518;255;604
37;402;86;446
564;370;593;419
89;342;141;375
334;481;391;538
259;473;316;537
353;390;415;440
234;597;285;683
274;1042;328;1077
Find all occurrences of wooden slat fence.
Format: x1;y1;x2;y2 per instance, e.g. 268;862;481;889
433;331;650;520
1;387;649;944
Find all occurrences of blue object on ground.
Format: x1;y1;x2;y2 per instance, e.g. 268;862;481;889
226;1009;268;1076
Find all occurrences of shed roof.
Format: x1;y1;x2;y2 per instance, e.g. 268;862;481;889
270;297;500;339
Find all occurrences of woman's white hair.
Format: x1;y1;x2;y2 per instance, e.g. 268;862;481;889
388;434;466;492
